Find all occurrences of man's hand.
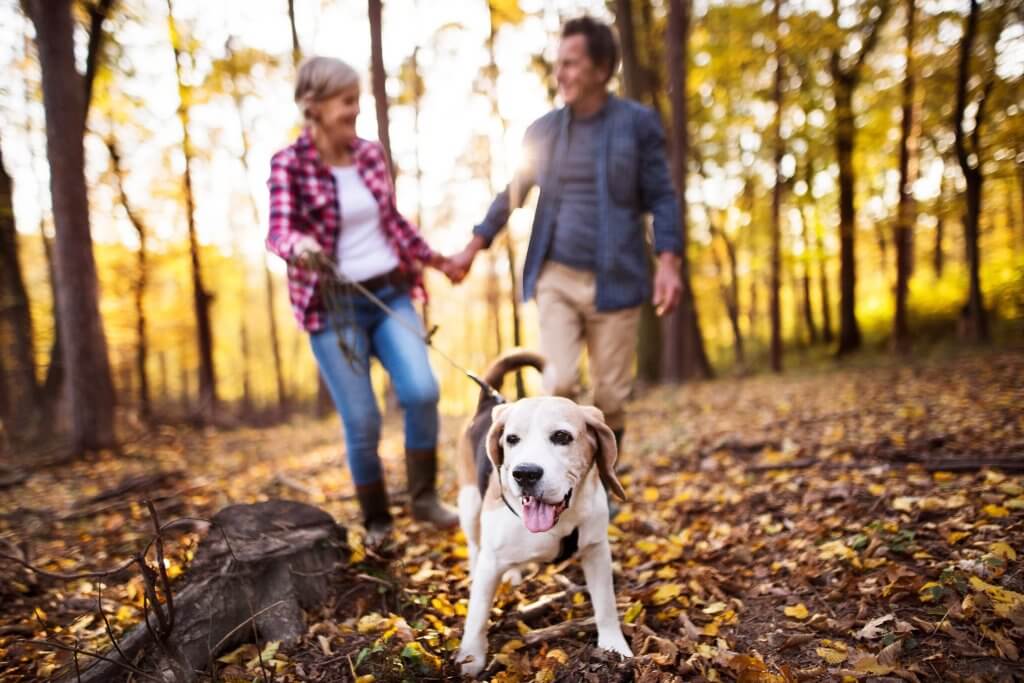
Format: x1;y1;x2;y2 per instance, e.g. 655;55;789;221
448;235;486;284
430;253;466;284
652;252;683;316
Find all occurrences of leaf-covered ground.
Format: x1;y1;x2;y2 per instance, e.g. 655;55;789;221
1;350;1023;682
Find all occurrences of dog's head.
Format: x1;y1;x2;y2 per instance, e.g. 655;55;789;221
485;396;626;533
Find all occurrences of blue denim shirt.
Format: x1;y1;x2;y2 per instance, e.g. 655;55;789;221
473;95;682;312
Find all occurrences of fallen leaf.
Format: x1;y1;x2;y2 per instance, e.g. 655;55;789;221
784;603;809;620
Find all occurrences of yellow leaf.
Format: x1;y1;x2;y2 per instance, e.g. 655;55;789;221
636;539;659;554
1005;497;1024;510
969;576;1024;623
891;497;917;512
784;603;809;620
989;542;1017;561
545;648;569;664
357;613;389;634
703;621;720;636
947;531;970;545
651;583;683;606
500;639;525;653
703;601;727;615
819;540;856;561
572;592;586;605
515;620;530;635
623;601;644;624
816;640;848;664
984;504;1010;518
355;675;375;683
642;487;660;502
919;581;944;603
932;471;956;482
867;483;886;496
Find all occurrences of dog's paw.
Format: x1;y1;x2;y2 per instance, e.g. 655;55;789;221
598;632;633;659
457;642;487;678
501;568;523;586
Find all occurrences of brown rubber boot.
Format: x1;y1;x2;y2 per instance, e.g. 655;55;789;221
354;480;393;547
405;448;459;528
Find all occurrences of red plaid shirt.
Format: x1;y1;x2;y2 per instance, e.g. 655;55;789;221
266;131;435;332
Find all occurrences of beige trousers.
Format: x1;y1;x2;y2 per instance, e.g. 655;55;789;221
535;261;641;431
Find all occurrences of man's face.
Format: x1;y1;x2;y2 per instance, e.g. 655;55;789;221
555;34;607;107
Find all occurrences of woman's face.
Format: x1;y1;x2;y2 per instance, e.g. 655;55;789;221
312;84;360;143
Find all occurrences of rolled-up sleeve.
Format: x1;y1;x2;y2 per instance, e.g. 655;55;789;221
637;108;682;256
266;152;305;262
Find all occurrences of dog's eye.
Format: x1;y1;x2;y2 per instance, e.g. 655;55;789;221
550;430;573;446
505;434;520;446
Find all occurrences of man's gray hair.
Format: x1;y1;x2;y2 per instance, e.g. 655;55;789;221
294;56;360;120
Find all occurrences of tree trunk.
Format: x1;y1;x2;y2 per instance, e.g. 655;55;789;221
0;138;41;435
833;75;862;354
168;0;218;418
952;0;989;343
829;1;891;355
60;501;348;683
708;218;744;367
892;0;919;353
661;0;712;382
368;0;394;177
614;0;644;101
769;0;784;372
287;0;301;68
105;136;152;421
934;169;948;279
27;0;117;453
799;205;819;343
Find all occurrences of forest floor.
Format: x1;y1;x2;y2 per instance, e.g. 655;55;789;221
1;349;1023;682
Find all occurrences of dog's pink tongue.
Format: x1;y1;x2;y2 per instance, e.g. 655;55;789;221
522;499;557;533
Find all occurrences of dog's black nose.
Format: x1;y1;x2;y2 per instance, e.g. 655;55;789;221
512;463;544;487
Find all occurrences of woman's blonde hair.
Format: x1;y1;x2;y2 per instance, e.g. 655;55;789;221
294;56;360;120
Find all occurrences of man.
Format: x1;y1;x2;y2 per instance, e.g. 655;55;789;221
450;15;683;450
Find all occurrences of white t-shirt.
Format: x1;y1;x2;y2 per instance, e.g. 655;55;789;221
331;165;399;283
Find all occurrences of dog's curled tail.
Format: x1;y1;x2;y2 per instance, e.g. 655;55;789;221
482;348;545;392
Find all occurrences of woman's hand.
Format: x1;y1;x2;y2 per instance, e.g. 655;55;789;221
448;236;485;283
430;253;467;284
293;236;330;270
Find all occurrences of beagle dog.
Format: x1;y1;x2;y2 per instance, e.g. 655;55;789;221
454;350;633;677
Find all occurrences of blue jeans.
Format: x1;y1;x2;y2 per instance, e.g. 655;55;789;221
310;284;440;486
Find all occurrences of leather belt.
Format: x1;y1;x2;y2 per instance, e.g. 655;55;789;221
352;268;407;292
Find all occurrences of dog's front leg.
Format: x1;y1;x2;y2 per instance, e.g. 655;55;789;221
580;539;632;658
458;551;503;677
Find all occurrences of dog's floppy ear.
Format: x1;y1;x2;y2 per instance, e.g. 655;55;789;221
581;406;626;501
486;403;512;469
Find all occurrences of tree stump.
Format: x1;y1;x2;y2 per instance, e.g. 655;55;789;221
62;500;348;683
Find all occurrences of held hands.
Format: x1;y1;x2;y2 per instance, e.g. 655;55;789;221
652;252;683;316
434;236;485;284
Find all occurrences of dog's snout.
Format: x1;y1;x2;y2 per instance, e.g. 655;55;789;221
511;463;544;487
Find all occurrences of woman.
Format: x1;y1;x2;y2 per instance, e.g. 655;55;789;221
267;56;459;545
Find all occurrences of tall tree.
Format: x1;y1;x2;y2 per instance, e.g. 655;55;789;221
105;135;151;420
952;0;997;343
0;136;40;435
829;0;892;354
368;0;394;176
26;0;117;452
661;0;712;382
892;0;920;353
769;0;785;371
218;40;288;411
167;0;218;417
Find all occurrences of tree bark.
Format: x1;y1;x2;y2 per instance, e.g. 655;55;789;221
952;0;990;343
614;0;644;101
0;137;40;435
934;166;948;279
27;0;117;453
60;501;348;683
661;0;712;382
708;216;744;367
105;136;151;421
892;0;919;353
799;204;819;344
368;0;394;178
830;0;891;355
769;0;784;372
287;0;301;69
168;0;219;418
